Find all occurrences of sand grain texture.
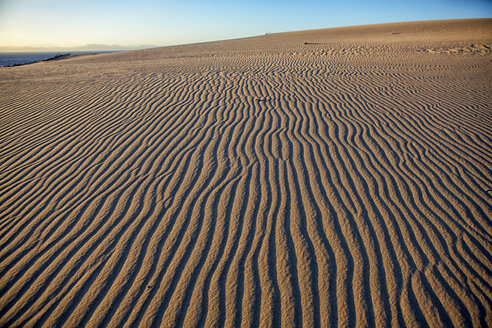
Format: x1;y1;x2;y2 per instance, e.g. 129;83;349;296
1;19;491;327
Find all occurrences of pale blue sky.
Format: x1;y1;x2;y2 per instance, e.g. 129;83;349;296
0;0;491;49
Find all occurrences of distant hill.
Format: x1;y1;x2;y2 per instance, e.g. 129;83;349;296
0;44;157;52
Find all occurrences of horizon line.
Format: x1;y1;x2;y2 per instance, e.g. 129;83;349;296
2;17;490;52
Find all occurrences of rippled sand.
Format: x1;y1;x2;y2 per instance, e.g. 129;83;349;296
1;19;491;327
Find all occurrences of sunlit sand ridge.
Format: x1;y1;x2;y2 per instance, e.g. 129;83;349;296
0;19;491;327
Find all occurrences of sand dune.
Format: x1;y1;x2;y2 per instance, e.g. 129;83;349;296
0;19;491;327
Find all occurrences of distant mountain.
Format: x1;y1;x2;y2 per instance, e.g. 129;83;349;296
0;44;157;52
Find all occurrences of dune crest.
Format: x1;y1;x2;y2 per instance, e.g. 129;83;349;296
1;19;491;327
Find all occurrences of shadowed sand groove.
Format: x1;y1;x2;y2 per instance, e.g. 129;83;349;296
1;19;492;327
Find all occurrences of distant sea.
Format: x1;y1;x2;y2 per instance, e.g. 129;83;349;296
0;51;115;67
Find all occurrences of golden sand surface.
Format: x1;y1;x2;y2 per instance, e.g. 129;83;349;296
0;19;491;327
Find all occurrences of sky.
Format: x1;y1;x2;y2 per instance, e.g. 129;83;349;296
0;0;491;50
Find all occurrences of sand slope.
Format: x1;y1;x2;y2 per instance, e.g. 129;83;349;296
0;19;491;327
